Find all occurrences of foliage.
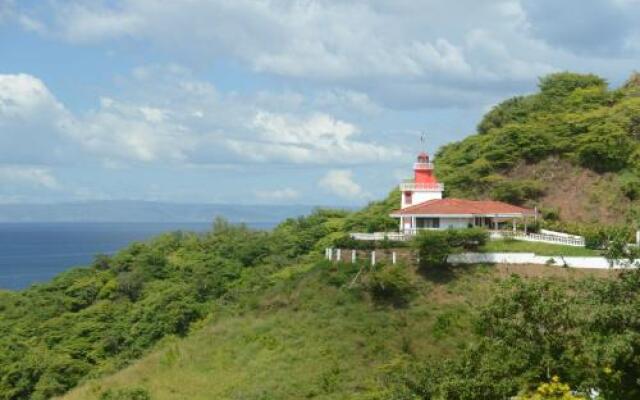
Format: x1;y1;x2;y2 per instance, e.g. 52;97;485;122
386;272;640;399
413;228;488;269
344;190;401;233
364;263;416;306
332;233;409;250
516;376;587;400
0;209;351;400
437;71;640;216
490;179;545;205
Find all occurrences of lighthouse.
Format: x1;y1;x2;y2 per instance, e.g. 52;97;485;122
399;152;444;209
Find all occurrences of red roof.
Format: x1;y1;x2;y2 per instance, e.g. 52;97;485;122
390;198;535;216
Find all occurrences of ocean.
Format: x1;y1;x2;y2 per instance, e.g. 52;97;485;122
0;222;275;291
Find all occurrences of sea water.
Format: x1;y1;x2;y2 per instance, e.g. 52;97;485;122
0;222;275;290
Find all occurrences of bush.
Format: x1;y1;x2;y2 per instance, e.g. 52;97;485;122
490;180;545;205
414;230;451;269
365;263;415;306
413;228;489;269
332;234;409;250
447;228;489;250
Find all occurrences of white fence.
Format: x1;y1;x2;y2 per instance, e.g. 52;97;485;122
448;252;632;269
351;229;586;247
492;230;585;247
326;248;634;270
350;232;410;241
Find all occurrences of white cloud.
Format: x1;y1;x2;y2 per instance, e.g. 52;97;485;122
18;0;592;108
68;98;196;163
319;169;367;199
0;74;75;165
0;166;60;189
254;188;300;202
314;89;382;115
53;2;143;43
0;74;66;121
0;69;398;168
227;111;399;164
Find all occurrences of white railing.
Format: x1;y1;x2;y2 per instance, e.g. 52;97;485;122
399;182;445;191
351;229;586;247
492;230;586;247
413;162;434;170
350;232;410;241
401;228;441;235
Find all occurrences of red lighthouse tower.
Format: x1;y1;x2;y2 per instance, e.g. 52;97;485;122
400;151;444;208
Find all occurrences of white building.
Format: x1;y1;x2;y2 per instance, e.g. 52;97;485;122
390;152;536;234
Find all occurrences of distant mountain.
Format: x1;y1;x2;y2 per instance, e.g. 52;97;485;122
0;201;320;223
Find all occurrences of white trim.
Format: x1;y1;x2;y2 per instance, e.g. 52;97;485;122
390;213;529;218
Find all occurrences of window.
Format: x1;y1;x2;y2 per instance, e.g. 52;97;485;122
416;217;439;228
404;191;412;205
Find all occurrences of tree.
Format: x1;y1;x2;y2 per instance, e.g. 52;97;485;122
516;376;587;400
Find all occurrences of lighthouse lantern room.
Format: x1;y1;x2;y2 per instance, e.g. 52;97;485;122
399;152;444;209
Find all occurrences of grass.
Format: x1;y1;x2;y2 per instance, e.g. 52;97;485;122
481;239;601;257
57;263;501;400
58;262;609;400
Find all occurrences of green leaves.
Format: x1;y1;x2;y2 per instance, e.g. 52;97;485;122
437;71;640;211
413;228;488;269
386;272;640;399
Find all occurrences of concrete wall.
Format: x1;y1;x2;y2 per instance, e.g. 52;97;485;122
326;248;633;270
448;252;631;269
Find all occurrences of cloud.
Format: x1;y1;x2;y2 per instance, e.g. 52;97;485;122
254;188;300;202
227;111;399;164
521;0;640;56
319;169;367;199
0;69;398;169
0;74;75;165
67;98;196;163
0;166;60;189
17;0;581;109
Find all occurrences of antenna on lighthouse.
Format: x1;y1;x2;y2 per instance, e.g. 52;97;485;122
420;132;427;153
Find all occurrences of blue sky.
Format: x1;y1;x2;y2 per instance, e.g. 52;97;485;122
1;0;640;206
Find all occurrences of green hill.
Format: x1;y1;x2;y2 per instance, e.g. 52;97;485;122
3;71;640;399
436;72;640;224
59;263;612;400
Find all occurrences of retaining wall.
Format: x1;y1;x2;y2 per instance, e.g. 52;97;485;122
325;248;633;270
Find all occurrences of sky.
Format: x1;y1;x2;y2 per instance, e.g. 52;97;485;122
1;0;640;206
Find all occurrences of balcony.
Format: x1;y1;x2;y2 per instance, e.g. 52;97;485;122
399;182;445;191
413;162;434;170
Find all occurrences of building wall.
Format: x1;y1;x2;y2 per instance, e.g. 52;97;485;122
439;217;472;229
402;190;442;208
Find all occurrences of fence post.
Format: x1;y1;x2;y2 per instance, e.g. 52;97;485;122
325;248;329;259
328;248;333;261
392;251;397;264
336;249;341;262
371;251;376;266
352;250;356;263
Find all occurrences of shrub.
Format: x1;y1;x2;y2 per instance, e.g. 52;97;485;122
447;227;489;250
365;263;415;306
414;230;451;269
490;180;545;205
413;228;489;269
331;234;409;250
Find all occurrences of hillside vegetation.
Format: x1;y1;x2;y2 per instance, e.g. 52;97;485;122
3;71;640;399
436;72;640;224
